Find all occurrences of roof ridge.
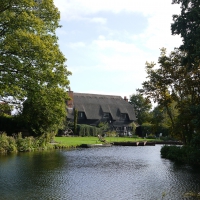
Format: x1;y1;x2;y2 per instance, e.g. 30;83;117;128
74;92;121;98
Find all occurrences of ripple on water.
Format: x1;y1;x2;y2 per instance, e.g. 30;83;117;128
0;146;200;200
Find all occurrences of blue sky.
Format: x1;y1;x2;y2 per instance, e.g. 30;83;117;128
54;0;182;99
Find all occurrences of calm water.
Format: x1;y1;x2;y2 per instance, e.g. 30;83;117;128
0;145;200;200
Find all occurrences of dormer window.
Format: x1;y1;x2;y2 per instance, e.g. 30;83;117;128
78;112;85;119
103;112;110;119
120;113;127;120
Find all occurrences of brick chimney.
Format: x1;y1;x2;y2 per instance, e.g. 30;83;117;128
67;87;74;108
124;96;128;102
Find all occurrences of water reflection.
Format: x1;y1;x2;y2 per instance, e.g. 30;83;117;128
0;146;200;200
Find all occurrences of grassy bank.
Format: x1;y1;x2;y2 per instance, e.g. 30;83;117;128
0;133;164;154
54;136;157;148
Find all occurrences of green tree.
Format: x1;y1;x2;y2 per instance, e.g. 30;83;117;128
0;0;71;135
129;93;152;124
138;48;176;130
139;47;200;143
0;103;12;116
150;105;173;137
171;0;200;143
171;0;200;70
22;88;67;135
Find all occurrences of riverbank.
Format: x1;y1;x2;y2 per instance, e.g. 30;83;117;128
0;133;182;154
53;136;181;148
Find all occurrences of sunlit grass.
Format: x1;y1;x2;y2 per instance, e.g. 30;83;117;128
54;136;158;147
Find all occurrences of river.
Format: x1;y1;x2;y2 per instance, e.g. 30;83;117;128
0;145;200;200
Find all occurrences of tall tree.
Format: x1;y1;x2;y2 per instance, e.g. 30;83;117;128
22;87;67;135
0;0;71;135
138;48;176;130
171;0;200;70
139;47;200;143
171;0;200;143
129;93;152;124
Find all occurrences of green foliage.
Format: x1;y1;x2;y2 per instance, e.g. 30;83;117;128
0;132;54;153
136;0;200;165
22;88;67;136
130;122;137;134
0;115;26;135
132;134;139;139
138;47;200;144
0;0;71;135
106;130;117;137
0;133;10;153
78;124;102;137
161;145;200;166
146;134;156;139
129;93;152;124
171;0;200;70
16;133;35;152
140;123;154;136
97;122;109;131
190;105;200;133
160;145;188;163
0;103;12;115
160;136;176;141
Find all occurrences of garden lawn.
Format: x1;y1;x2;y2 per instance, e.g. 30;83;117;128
54;136;157;147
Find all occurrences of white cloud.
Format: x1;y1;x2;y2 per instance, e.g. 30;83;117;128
90;17;107;24
54;0;182;97
68;42;86;49
54;0;181;20
90;38;154;71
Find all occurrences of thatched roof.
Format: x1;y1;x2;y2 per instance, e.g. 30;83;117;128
67;93;136;121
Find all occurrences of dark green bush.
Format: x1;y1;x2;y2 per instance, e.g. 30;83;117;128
0;115;27;136
146;134;156;139
161;145;200;166
160;136;176;141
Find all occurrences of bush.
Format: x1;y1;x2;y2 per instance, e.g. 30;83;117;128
146;134;156;139
0;115;27;136
140;123;153;137
161;145;200;166
160;145;186;163
7;136;17;152
0;133;10;153
78;124;102;136
160;136;176;141
106;130;117;137
0;132;55;153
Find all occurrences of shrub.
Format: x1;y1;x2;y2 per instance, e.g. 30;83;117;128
0;133;9;153
146;134;156;139
7;136;17;152
78;124;101;136
160;136;176;141
141;123;153;137
106;130;117;137
160;145;200;165
0;132;55;153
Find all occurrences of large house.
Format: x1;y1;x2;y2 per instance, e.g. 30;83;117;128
66;90;137;134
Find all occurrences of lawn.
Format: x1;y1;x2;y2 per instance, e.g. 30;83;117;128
54;136;157;147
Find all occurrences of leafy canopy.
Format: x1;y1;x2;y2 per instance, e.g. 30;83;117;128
0;0;71;135
0;0;71;104
129;93;152;124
